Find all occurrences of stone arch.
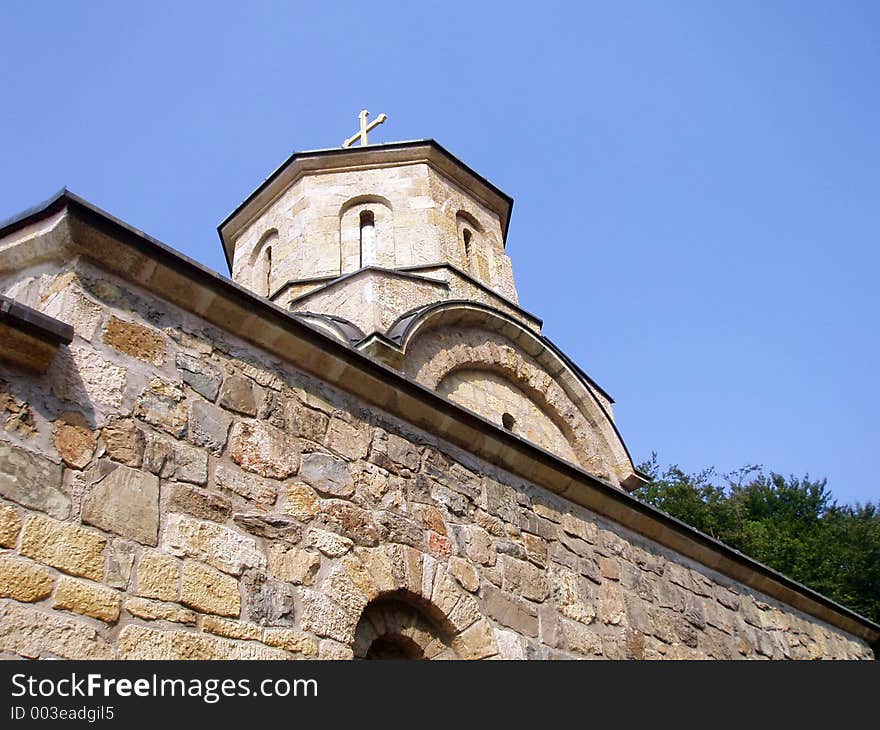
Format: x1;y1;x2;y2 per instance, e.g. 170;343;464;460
394;302;642;489
339;195;394;273
354;594;456;659
249;229;278;296
455;210;489;280
340;544;498;660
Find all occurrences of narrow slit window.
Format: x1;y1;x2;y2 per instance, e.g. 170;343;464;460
264;246;272;297
462;228;472;267
502;412;515;432
360;210;376;267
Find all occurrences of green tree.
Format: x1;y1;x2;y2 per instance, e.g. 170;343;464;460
633;455;880;624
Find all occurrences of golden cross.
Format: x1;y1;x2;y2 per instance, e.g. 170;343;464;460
342;109;388;148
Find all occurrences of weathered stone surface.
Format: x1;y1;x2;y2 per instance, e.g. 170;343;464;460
0;502;21;548
82;464;160;545
481;583;539;637
494;628;527;659
283;482;320;518
324;417;370;460
180;561;240;617
0;441;69;519
101;420;145;467
502;556;549;602
233;513;302;543
386;434;420;471
103;316;166;365
599;581;625;625
137;551;180;602
228;420;299;479
263;628;318;656
215;462;278;505
143;432;208;485
105;539;138;590
551;566;596;625
53;576;121;623
163;513;265;575
50;345;127;410
117;625;287;660
559;618;602;656
125;596;196;625
0;599;113;659
301;589;358;643
0;554;54;602
242;571;296;626
167;483;232;522
454;618;497;659
176;353;222;401
202;615;261;641
53;417;97;469
187;399;233;454
449;556;480;593
299;452;354;497
320;501;380;546
19;513;105;581
135;379;187;438
218;375;261;416
307;528;353;557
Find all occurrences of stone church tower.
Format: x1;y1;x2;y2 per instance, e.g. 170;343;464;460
219;140;643;491
0;134;875;659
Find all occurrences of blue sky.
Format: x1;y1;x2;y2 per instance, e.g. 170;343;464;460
2;1;878;505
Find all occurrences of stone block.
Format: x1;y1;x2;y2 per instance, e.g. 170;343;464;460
103;316;166;365
0;599;113;659
502;556;549;602
105;539;138;590
228;420;299;479
215;462;278;505
180;561;240;617
176;353;222;401
143;432;208;485
299;452;353;497
187;399;232;454
101;420;145;467
117;625;287;660
283;482;320;519
19;513;105;581
82;464;160;545
218;375;261;416
167;483;232;523
266;544;320;585
480;583;539;637
125;596;196;625
53;417;97;469
0;441;69;519
163;513;265;576
53;576;121;623
0;554;54;602
0;502;21;548
137;551;180;602
324;417;370;460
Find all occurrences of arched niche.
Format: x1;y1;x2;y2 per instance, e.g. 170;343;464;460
339;196;394;274
249;229;278;297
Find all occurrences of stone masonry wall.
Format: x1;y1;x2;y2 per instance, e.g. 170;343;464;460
0;260;873;660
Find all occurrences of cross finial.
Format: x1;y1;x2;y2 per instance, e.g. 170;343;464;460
343;109;388;148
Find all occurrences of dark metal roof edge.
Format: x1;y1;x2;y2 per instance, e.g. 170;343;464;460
0;293;74;345
4;190;878;641
0;187;70;238
215;139;515;274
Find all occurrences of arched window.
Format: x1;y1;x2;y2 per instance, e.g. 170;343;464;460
502;412;516;432
359;210;376;267
462;228;473;268
249;229;278;298
263;246;272;297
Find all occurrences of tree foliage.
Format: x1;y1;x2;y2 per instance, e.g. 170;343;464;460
633;454;880;624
